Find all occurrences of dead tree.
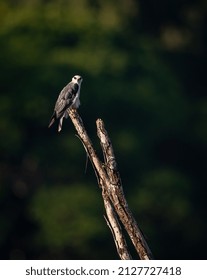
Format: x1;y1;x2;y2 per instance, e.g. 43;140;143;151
68;108;153;260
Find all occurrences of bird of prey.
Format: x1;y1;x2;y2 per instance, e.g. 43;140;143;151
48;75;83;132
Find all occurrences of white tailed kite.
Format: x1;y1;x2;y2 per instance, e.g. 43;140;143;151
48;75;83;132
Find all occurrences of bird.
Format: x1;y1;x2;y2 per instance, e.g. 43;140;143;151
48;75;83;132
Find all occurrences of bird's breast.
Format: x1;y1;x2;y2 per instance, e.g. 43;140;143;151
72;87;81;109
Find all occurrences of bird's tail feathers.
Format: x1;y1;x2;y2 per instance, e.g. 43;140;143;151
48;112;56;128
48;112;65;132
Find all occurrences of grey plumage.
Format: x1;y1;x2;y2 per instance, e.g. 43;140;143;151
48;75;83;132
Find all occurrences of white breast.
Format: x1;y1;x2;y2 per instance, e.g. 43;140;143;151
72;85;81;109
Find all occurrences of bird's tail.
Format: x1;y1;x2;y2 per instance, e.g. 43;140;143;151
48;112;56;128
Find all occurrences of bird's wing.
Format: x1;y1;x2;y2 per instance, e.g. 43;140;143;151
54;82;79;118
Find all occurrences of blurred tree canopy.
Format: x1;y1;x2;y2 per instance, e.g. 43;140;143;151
0;0;207;259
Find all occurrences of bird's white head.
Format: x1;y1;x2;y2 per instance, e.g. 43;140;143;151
72;75;83;85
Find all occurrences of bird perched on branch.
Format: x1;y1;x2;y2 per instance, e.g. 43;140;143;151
48;75;83;132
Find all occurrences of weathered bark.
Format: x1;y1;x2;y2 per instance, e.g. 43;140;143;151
67;108;153;260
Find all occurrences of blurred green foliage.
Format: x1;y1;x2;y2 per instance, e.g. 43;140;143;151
0;0;207;259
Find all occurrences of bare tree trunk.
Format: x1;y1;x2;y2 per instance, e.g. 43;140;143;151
68;108;153;260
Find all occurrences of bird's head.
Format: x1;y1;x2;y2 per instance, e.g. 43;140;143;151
72;75;83;85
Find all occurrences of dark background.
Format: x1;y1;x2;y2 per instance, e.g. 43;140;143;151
0;0;206;259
